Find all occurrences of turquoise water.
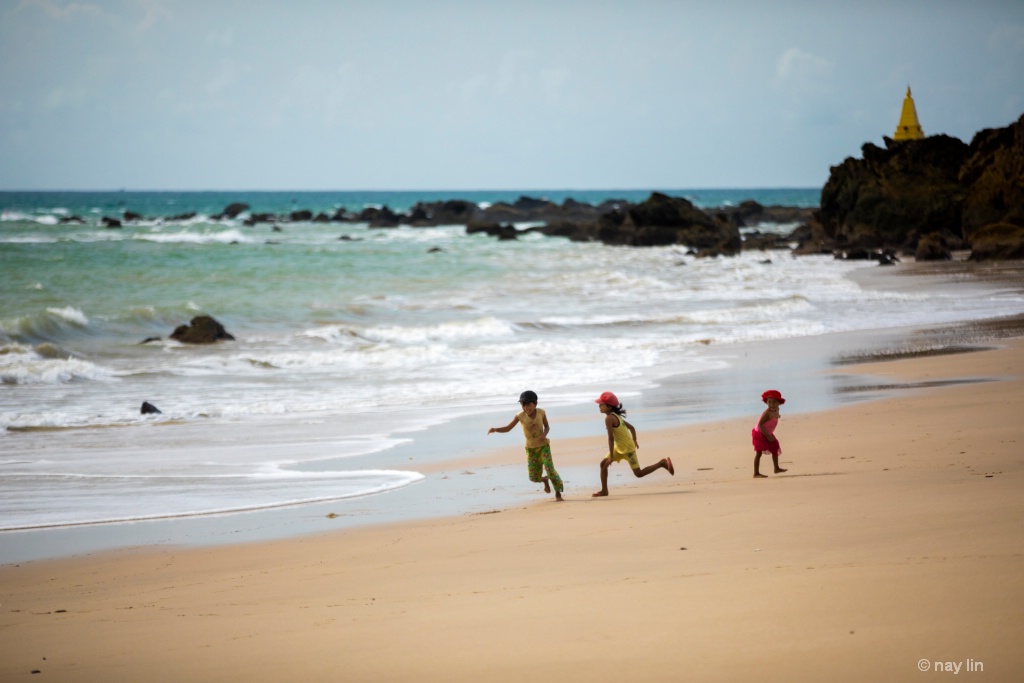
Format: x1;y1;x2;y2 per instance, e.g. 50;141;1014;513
2;188;1022;533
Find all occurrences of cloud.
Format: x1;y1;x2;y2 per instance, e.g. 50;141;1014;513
16;0;102;21
988;24;1024;53
774;47;834;89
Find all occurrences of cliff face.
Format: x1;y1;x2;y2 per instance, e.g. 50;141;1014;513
960;115;1024;237
820;135;968;250
819;113;1024;259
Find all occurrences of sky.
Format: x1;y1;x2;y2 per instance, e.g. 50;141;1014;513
1;0;1023;191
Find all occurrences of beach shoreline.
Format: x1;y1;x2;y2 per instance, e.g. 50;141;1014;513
3;256;1024;564
2;323;1022;681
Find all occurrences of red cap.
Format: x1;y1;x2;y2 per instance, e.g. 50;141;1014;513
595;391;620;407
761;389;786;404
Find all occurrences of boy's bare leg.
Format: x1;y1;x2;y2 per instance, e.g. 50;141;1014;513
542;476;551;493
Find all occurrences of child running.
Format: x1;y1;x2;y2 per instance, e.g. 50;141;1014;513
487;390;564;501
752;389;788;478
591;391;673;497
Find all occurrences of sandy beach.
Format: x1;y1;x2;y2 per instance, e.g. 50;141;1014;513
2;329;1022;681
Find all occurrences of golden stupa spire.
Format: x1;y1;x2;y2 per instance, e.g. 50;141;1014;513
893;86;924;140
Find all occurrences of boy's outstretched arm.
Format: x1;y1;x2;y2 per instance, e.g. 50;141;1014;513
488;416;520;434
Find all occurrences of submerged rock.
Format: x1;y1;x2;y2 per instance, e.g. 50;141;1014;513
169;315;235;344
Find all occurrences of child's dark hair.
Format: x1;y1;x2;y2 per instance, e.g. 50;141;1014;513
607;403;627;416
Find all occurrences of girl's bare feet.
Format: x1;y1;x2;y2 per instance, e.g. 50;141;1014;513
592;490;608;497
666;457;675;475
754;473;767;478
555;491;564;501
542;477;551;493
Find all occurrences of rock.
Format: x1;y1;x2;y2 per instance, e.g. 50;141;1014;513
140;401;162;414
289;209;313;222
741;230;792;251
915;232;952;261
406;200;480;226
218;202;249;219
466;222;518;240
968;222;1024;261
169;315;236;344
610;192;741;252
960;113;1024;239
139;336;161;344
820;135;968;250
102;216;122;228
123;211;145;222
819;113;1024;259
527;220;600;242
359;206;401;228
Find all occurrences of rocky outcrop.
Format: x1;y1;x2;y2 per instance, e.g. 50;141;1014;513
915;232;952;261
968;223;1024;261
520;193;741;254
169;316;235;344
820;135;968;251
406;200;481;226
820;113;1024;259
960;114;1024;238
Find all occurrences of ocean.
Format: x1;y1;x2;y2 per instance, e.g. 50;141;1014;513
2;189;1022;546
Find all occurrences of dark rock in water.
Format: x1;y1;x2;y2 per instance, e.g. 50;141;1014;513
465;222;518;240
59;215;86;224
169;315;236;344
216;202;249;219
427;246;444;253
359;206;401;228
406;200;480;226
968;223;1024;261
834;248;899;265
289;209;313;222
141;401;162;414
140;336;161;344
123;211;145;222
611;192;741;253
102;216;123;228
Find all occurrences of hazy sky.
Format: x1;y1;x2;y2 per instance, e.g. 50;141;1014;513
2;0;1022;191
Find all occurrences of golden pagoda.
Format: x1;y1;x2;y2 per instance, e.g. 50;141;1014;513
893;86;924;140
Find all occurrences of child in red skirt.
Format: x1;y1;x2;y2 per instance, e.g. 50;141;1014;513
752;389;787;478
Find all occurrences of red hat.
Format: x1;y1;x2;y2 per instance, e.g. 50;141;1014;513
595;391;620;407
761;389;786;404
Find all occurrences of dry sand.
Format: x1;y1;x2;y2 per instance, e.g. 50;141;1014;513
2;338;1023;682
